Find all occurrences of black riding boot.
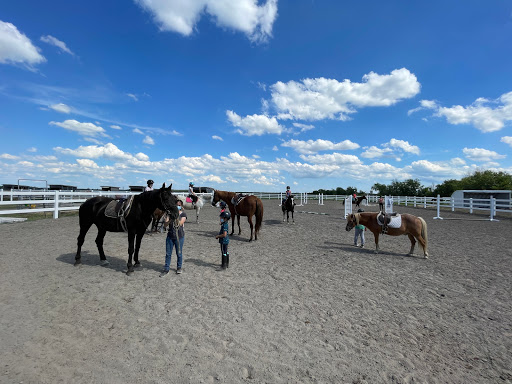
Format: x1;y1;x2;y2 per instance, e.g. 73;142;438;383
221;254;227;269
226;253;229;268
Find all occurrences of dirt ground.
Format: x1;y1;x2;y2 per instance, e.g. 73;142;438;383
0;199;511;384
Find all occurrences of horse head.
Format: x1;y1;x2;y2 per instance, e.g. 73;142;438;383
211;190;220;207
159;183;179;220
345;213;357;231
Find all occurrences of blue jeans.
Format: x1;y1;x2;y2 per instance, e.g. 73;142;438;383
354;227;365;245
165;236;184;271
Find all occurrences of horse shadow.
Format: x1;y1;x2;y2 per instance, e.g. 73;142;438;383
56;251;164;273
321;241;420;259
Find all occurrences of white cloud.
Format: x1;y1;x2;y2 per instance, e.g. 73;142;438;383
360;146;395;159
40;35;74;55
0;21;46;67
299;152;361;165
135;0;278;43
501;136;512;147
271;68;420;121
408;99;438;115
462;147;506;162
292;122;315;132
110;125;122;130
226;110;285;136
49;103;72;114
49;119;107;137
27;147;37;153
0;153;19;160
143;135;155;145
386;138;420;155
76;159;99;168
54;143;135;161
133;128;144;134
282;139;360;155
431;92;512;132
272;145;278;151
212;135;223;141
135;152;149;161
126;93;138;101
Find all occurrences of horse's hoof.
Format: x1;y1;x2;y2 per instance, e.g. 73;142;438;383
100;260;110;266
134;263;142;268
424;254;429;259
126;270;134;276
74;260;81;266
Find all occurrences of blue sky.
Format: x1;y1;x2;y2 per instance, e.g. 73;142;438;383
1;1;511;192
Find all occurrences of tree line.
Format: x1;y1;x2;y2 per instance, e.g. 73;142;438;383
312;170;512;197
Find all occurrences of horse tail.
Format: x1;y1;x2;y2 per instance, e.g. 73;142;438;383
419;217;428;253
255;198;263;236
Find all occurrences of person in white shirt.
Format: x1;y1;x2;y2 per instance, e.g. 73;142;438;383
145;180;154;192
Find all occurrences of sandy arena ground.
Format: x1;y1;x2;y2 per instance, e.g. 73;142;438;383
0;199;511;383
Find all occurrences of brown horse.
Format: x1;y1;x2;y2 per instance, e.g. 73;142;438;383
355;195;367;208
345;212;429;258
211;190;263;241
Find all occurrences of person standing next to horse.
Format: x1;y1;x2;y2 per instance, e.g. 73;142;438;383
188;182;197;207
160;199;187;276
215;211;230;269
145;180;154;192
354;209;365;248
378;196;384;212
219;201;227;224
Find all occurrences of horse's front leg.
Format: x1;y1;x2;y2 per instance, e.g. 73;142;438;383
237;215;241;235
134;232;144;267
291;210;294;224
196;207;199;224
283;209;286;222
407;234;416;256
126;232;136;275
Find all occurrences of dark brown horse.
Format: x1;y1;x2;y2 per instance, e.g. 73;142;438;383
345;212;428;258
75;183;179;274
282;195;295;223
211;190;263;241
355;195;367;208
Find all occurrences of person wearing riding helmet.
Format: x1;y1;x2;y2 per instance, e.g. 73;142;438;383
188;182;197;206
284;185;294;205
145;180;154;192
219;201;227;224
215;210;231;269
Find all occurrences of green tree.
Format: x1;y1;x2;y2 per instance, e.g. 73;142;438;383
371;183;388;196
459;170;512;190
433;179;461;196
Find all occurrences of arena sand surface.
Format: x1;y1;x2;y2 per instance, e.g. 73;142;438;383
0;199;511;384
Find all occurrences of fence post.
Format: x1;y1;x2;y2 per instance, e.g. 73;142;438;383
469;198;473;214
490;197;499;222
53;191;60;219
0;189;3;202
451;198;455;212
433;194;443;220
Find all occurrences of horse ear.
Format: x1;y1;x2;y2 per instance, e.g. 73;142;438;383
161;182;166;189
167;183;173;191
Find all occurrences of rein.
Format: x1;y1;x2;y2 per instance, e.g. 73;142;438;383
160;191;173;213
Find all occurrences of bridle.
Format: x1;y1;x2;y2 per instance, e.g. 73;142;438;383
160;191;175;214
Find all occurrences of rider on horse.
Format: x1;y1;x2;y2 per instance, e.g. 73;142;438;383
188;182;198;207
283;186;294;205
145;179;154;192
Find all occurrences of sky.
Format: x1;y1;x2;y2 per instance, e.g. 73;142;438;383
1;0;512;192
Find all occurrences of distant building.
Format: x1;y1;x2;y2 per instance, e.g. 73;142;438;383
49;184;77;191
1;184;34;190
129;186;145;192
101;186;121;191
451;190;511;208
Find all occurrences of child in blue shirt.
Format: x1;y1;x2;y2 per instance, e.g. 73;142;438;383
215;211;231;269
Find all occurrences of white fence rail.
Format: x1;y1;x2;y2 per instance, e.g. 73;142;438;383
1;190;510;220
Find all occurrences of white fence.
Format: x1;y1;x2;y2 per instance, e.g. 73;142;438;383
1;190;510;220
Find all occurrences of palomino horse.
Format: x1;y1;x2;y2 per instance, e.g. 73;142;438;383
282;195;295;223
75;183;179;275
151;194;206;231
211;190;263;241
345;212;429;258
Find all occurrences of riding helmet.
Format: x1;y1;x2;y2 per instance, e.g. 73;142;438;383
357;209;364;212
220;211;231;220
189;182;194;186
219;201;227;208
147;179;154;185
286;186;290;189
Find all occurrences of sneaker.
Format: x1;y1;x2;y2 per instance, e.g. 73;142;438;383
159;270;169;277
176;268;182;274
360;244;364;248
353;244;358;247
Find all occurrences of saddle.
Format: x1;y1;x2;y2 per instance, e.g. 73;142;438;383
104;196;134;219
376;212;401;234
231;193;246;206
